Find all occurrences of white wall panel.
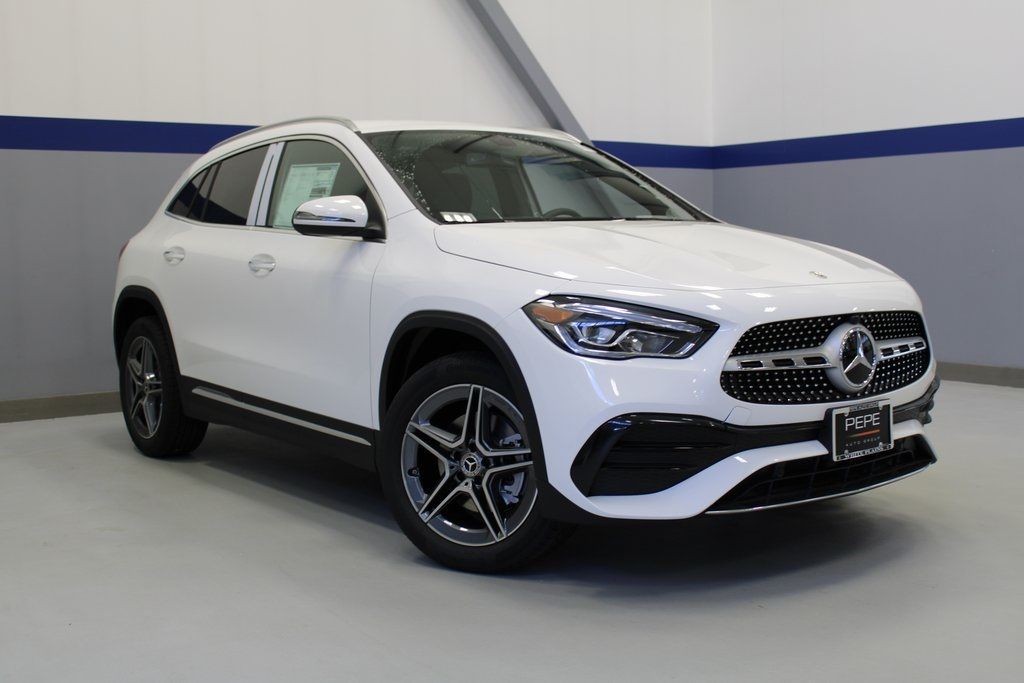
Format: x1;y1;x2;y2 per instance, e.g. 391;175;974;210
712;0;1024;144
505;0;713;145
0;0;545;128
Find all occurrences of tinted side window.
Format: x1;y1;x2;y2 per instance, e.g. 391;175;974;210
190;165;215;220
168;167;208;217
203;146;268;225
266;140;381;228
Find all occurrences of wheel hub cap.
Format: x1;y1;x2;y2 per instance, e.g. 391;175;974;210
459;452;483;478
401;384;537;547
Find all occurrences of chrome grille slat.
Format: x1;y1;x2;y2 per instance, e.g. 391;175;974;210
724;336;927;372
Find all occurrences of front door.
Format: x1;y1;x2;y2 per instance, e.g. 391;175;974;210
221;138;385;428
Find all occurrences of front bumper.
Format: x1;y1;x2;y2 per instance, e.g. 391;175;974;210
496;279;939;521
585;419;935;520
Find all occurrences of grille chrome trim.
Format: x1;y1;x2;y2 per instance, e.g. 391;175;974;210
877;337;929;359
724;336;927;372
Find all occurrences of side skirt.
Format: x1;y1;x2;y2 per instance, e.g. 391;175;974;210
179;377;377;472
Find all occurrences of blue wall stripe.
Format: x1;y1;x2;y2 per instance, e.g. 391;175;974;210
0;115;253;154
4;114;1024;167
590;140;714;169
598;116;1024;169
710;117;1024;168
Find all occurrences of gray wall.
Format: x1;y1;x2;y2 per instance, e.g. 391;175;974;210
713;147;1024;369
0;150;198;401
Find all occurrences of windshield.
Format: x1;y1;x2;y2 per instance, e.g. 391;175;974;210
364;130;704;224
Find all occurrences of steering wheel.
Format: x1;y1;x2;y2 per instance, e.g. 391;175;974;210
542;207;583;220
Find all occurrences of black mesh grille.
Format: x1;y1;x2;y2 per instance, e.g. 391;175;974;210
729;311;925;356
708;436;935;512
721;311;930;404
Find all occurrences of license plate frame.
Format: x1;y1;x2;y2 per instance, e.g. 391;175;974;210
829;400;893;462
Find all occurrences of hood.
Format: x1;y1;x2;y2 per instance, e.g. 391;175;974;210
434;220;901;291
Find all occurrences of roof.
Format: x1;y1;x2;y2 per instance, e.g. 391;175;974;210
353;119;580;142
212;117;580;151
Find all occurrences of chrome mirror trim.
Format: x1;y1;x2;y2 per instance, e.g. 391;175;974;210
292;195;369;231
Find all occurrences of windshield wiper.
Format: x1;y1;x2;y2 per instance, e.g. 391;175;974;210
614;216;688;221
462;215;688;224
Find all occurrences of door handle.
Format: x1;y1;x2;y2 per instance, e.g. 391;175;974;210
248;254;276;274
163;246;185;265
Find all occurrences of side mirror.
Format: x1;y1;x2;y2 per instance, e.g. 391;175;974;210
292;195;382;238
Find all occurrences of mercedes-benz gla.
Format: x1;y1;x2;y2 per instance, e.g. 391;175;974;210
113;118;938;571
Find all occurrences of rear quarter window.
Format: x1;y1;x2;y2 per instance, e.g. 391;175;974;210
168;167;208;218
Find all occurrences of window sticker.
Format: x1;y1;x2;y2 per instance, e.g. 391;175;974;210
272;162;340;226
440;212;477;223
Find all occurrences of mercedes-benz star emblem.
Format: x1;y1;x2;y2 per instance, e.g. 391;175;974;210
824;323;879;393
459;453;483;478
810;270;828;279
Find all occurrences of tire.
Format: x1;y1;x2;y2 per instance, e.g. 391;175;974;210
118;317;207;458
379;352;572;572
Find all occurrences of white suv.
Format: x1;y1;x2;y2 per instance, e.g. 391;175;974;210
113;117;938;571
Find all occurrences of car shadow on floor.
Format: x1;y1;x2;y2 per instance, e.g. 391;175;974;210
521;502;924;598
108;424;398;530
107;423;929;595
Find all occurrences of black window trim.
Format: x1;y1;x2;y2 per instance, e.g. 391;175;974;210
252;141;284;226
200;161;223;223
183;165;210;220
165;134;387;238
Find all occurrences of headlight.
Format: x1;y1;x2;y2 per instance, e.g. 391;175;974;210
523;296;718;359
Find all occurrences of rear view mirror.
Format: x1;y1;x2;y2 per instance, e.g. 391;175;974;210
292;195;381;238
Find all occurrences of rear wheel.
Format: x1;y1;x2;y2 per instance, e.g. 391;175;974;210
119;317;207;457
379;353;571;572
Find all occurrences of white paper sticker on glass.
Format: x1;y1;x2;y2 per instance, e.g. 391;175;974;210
272;162;340;227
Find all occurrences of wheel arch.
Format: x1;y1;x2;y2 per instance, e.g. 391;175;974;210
379;310;588;523
379;311;528;422
113;286;180;375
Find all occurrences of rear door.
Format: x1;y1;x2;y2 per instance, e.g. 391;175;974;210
158;143;275;392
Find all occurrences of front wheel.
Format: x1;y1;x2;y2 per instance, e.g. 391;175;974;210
379;353;571;572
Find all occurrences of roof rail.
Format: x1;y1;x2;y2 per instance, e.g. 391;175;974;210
523;126;580;143
210;117;359;150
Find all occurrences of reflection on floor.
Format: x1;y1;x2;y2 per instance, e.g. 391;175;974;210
0;380;1020;681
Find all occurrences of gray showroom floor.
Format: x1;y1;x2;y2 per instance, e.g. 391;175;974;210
1;380;1021;681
